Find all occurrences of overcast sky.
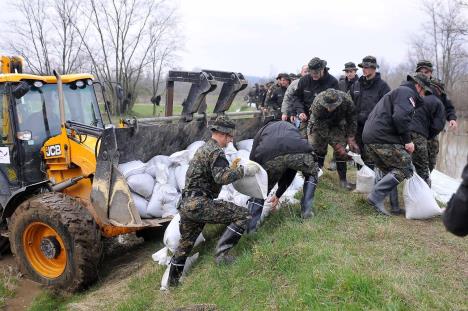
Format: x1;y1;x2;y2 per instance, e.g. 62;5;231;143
177;0;427;77
1;0;428;77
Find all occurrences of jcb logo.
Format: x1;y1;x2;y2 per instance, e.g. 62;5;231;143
45;144;62;157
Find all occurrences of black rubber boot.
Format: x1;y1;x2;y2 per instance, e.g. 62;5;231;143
317;156;325;169
389;188;404;215
246;198;265;233
215;224;244;265
168;257;186;287
301;175;317;219
367;173;400;216
336;161;355;191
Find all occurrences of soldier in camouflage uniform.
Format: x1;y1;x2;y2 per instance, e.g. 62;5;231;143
168;116;259;287
247;120;319;227
266;73;291;119
363;73;432;216
410;94;445;185
415;60;458;172
308;89;359;190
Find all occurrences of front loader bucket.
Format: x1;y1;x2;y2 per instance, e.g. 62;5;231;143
91;113;270;227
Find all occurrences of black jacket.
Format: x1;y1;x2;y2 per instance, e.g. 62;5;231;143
338;75;359;93
293;70;339;116
250;121;312;165
266;86;287;111
350;73;391;126
410;95;446;139
362;81;423;145
443;159;468;237
431;85;457;121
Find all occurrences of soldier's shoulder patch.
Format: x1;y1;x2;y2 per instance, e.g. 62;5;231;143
408;97;416;107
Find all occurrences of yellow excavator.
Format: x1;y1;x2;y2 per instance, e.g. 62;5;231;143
0;56;267;291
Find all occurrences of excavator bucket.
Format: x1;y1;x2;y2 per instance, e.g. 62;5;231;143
91;71;271;229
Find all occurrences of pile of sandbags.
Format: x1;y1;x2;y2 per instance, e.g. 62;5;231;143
119;141;206;219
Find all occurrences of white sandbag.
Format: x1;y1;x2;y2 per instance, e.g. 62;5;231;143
132;193;150;218
187;141;205;159
127;173;155;198
217;186;234;202
233;193;250;208
146;162;170;184
236;139;254;152
234;149;251;162
147;184;164;218
404;173;443;219
290;173;304;191
147;154;173;168
152;247;170;265
161;198;179;218
167;167;178;189
169;150;190;165
260;199;272;223
318;168;323;178
160;264;170;291
119;160;147;178
430;169;461;203
163;214;205;253
175;164;189;191
224;142;238;158
232;160;268;199
349;152;375;193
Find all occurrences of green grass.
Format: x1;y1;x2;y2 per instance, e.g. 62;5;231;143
28;168;468;311
0;267;17;309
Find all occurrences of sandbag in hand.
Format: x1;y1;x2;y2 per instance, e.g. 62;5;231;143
231;157;241;169
243;162;260;177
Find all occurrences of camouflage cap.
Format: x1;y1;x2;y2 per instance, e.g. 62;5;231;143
358;56;379;68
276;72;288;80
210;115;236;135
430;78;446;95
407;73;433;95
319;88;342;110
278;73;292;81
415;60;433;72
343;62;358;71
308;57;326;70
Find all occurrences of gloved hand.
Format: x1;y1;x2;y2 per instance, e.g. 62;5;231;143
242;161;260;177
346;136;360;154
231;157;241;169
333;143;350;160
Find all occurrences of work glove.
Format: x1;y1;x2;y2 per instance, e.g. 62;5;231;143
346;136;360;154
231;157;241;169
333;143;351;160
242;161;260;177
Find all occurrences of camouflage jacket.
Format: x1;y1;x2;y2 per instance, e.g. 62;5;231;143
184;139;244;198
309;91;357;138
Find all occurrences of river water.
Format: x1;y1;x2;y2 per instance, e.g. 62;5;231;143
436;118;468;180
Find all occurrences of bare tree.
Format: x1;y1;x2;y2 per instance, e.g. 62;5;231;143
410;0;468;92
3;0;86;74
73;0;180;115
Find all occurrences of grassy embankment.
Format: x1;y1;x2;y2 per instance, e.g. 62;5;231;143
28;167;468;310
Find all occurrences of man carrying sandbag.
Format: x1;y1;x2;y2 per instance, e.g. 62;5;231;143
362;73;432;216
307;88;359;190
167;116;259;287
247;120;320;230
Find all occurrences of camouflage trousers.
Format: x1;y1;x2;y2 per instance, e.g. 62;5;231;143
308;125;348;162
173;196;250;260
365;144;414;182
263;153;318;193
427;135;439;172
298;121;308;138
411;132;430;183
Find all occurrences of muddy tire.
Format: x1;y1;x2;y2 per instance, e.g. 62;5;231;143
9;192;102;292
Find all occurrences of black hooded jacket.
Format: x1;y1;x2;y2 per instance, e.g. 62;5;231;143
443;159;468;237
362;81;423;145
293;70;339;116
350;72;391;126
338;75;359;93
250;121;312;165
410;95;446;139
